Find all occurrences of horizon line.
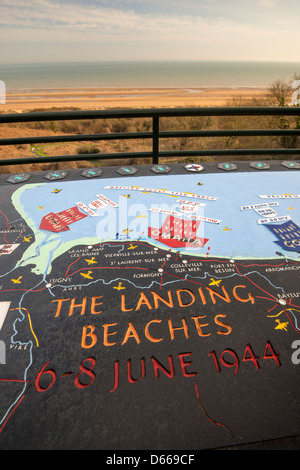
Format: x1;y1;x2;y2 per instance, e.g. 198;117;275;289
2;59;300;66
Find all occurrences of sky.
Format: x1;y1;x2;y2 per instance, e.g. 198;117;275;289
1;0;300;64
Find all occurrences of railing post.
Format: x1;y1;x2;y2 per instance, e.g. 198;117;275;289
152;116;159;164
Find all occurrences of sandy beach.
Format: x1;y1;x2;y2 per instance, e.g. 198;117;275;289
1;86;268;111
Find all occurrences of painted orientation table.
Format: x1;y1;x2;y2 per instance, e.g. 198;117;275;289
0;160;299;450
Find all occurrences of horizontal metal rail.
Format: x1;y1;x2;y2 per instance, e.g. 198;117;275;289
1;106;300;122
0;106;299;166
0;132;153;146
1;129;300;147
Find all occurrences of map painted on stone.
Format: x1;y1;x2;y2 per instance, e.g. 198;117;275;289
0;167;299;450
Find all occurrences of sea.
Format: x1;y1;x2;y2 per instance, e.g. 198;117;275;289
1;60;300;91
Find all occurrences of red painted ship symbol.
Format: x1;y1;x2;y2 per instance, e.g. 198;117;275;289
39;206;87;233
148;215;209;248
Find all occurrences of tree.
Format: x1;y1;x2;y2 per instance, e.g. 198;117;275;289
266;78;299;149
267;79;292;107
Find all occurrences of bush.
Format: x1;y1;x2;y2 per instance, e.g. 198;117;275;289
77;145;100;154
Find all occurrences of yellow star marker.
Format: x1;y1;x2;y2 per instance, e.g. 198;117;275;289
209;278;222;287
80;271;94;280
113;282;126;290
275;319;289;331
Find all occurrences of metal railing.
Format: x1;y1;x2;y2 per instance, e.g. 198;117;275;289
0;106;300;167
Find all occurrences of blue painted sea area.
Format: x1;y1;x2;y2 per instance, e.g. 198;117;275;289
15;171;300;264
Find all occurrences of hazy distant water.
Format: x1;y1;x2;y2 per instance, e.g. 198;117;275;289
1;61;300;90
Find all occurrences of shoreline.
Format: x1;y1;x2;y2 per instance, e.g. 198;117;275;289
1;86;268;111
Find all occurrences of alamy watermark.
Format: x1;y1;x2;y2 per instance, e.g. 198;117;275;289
95;198;206;244
291;340;300;365
0;340;5;364
291;80;300;106
0;80;5;104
